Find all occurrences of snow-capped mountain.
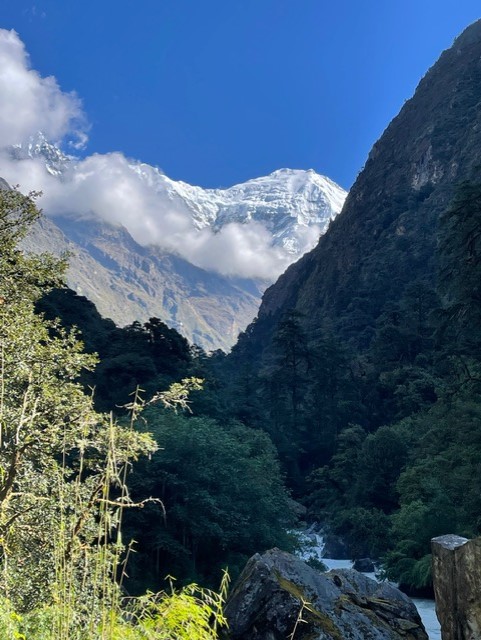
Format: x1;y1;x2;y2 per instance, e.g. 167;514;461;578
12;133;346;264
132;163;346;256
8;133;347;350
10;132;73;176
122;163;347;261
214;169;345;247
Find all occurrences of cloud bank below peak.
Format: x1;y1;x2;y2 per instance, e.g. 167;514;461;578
0;29;346;282
0;149;297;280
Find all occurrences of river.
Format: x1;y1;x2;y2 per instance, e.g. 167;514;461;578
295;532;441;640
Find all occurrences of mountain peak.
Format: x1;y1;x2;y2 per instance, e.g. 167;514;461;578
10;133;72;176
269;167;315;176
9;135;347;270
453;18;481;49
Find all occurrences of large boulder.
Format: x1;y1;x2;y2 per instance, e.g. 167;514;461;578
224;548;427;640
432;534;481;640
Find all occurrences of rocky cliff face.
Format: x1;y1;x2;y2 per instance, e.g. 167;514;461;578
238;19;481;358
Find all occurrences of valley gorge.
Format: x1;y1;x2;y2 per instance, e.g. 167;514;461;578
216;16;481;624
3;12;481;640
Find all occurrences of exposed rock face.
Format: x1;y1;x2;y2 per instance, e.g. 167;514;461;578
20;215;263;352
432;535;481;640
224;548;427;640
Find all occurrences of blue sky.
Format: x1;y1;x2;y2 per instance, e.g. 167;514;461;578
1;1;481;189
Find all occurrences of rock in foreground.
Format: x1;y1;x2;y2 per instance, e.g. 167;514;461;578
432;534;481;640
224;548;427;640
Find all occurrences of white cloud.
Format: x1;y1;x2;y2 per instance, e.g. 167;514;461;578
0;149;294;280
0;29;87;148
172;222;291;279
0;30;318;282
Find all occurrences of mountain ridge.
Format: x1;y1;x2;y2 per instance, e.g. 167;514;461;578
10;133;346;269
20;213;264;351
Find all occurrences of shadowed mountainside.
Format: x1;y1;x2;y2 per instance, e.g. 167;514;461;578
234;19;481;361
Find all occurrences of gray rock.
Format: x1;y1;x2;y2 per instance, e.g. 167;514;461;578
321;532;350;559
353;557;376;572
224;548;427;640
288;498;307;519
432;534;481;640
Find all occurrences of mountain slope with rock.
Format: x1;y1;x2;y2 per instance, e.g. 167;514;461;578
20;214;263;351
10;135;345;350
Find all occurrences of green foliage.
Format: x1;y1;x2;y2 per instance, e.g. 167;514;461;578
355;426;407;512
38;290;194;412
258;310;312;488
383;398;481;588
255;310;357;492
0;576;228;639
382;552;433;591
305;557;328;572
125;409;294;589
438;180;481;347
0;188;228;638
305;425;367;517
126;575;228;640
330;507;390;559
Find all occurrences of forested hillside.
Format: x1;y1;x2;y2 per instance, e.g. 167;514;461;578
214;19;481;593
236;20;481;354
36;272;294;595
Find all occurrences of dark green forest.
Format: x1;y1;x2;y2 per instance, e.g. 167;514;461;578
37;282;295;593
37;180;481;598
223;180;481;593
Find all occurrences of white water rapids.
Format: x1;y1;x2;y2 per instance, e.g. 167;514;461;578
295;531;441;640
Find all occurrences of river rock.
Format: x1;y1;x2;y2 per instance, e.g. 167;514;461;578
353;557;376;572
321;531;350;559
224;548;427;640
288;498;308;519
432;534;481;640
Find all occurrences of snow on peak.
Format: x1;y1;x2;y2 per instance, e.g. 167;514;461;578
10;132;73;176
130;163;347;256
5;136;348;279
